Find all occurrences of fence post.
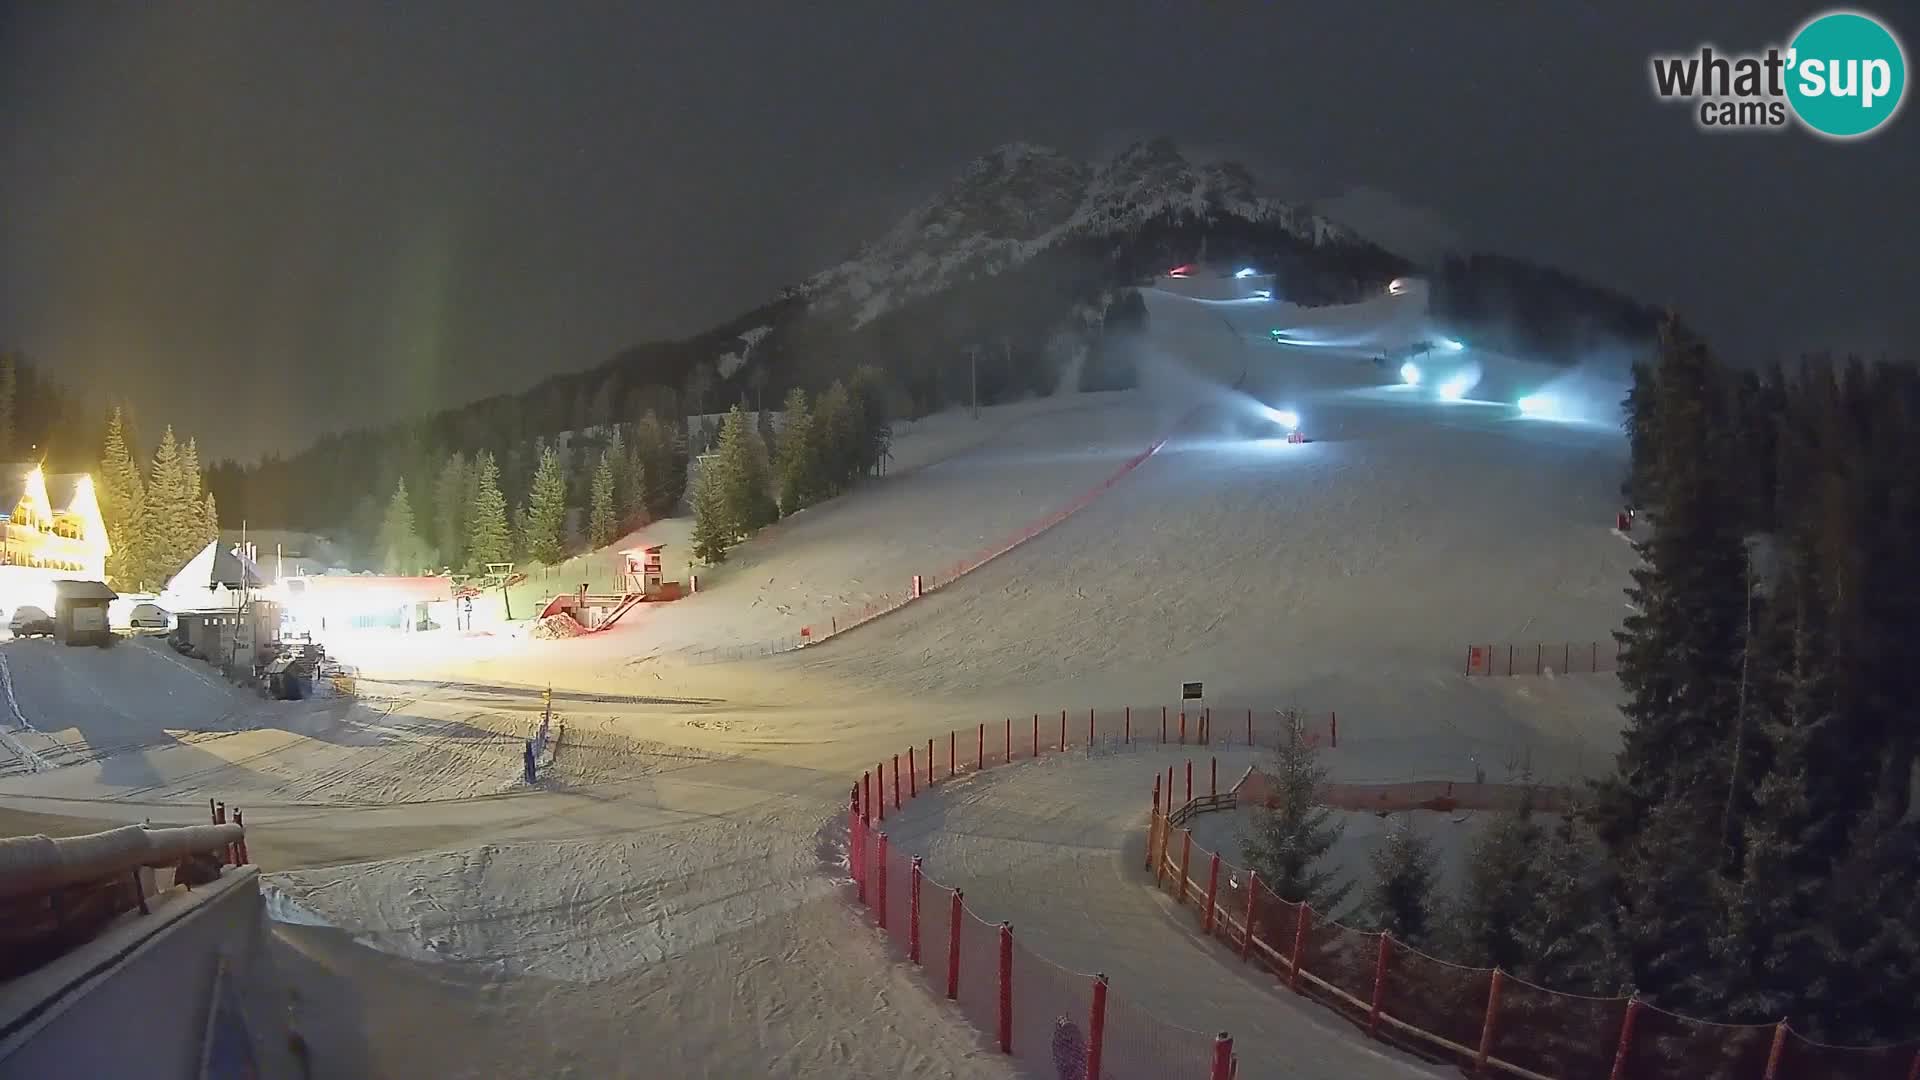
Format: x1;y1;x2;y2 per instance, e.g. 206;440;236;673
1246;707;1253;746
1476;969;1506;1075
1167;765;1175;814
1535;643;1542;674
1180;710;1187;744
1369;934;1391;1037
1202;853;1221;933
851;786;866;905
1564;642;1570;672
949;731;956;779
1146;778;1161;871
1005;717;1011;763
1089;707;1095;749
947;889;963;1000
1591;640;1599;671
1289;904;1311;990
1087;974;1109;1080
1608;998;1641;1080
909;856;923;964
1763;1020;1790;1080
878;763;887;821
977;723;984;769
863;771;873;826
908;747;917;798
876;833;889;929
1033;714;1040;757
1186;760;1193;803
1162;705;1167;743
232;809;247;865
998;922;1013;1055
1060;708;1067;752
928;738;935;787
1154;812;1169;886
1504;643;1511;675
1210;1033;1234;1080
1211;756;1218;797
1242;873;1260;961
1125;706;1131;744
1331;710;1338;748
1203;706;1211;744
1178;830;1193;904
893;754;902;810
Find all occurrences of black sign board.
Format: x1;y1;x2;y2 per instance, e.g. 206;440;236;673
1181;681;1203;701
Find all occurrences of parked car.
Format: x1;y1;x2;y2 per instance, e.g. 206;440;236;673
129;603;171;630
8;606;54;638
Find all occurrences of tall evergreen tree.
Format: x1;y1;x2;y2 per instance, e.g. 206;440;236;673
433;452;469;572
714;405;776;536
181;436;207;541
1363;816;1439;945
202;491;220;546
523;445;569;564
145;426;196;580
99;407;150;589
465;451;511;571
776;387;818;514
688;458;731;564
588;450;617;548
1241;714;1350;912
603;427;635;524
633;411;680;517
1595;320;1749;852
813;382;856;492
1515;815;1628;995
1445;803;1547;972
377;478;424;574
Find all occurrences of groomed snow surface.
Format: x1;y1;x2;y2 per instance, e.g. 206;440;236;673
0;291;1636;1077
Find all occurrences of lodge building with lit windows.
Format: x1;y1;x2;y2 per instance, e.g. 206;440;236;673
1;464;110;616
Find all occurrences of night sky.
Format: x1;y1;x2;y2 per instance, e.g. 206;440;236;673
3;3;1914;460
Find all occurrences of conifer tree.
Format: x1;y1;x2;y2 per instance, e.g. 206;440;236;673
813;382;855;492
182;436;207;541
1363;816;1439;945
1241;713;1350;912
848;365;893;478
776;387;818;514
634;411;679;517
99;407;150;589
1595;320;1749;853
145;426;195;580
1445;803;1546;972
688;458;731;564
588;449;617;548
434;452;469;572
465;450;511;572
377;478;424;573
0;352;15;457
603;427;634;524
1515;815;1628;995
202;491;220;546
523;445;569;564
714;405;776;536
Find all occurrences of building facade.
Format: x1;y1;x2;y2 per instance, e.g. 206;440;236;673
1;465;109;619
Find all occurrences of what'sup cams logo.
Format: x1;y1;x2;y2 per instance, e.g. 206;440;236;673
1650;9;1907;139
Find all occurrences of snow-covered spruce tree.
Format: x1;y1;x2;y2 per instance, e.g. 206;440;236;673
688;457;731;564
434;451;468;572
1363;815;1439;946
847;365;893;478
776;387;817;514
1817;812;1920;1045
100;407;150;589
523;445;569;564
465;451;511;572
633;411;679;517
1597;320;1749;839
602;427;634;526
714;405;775;537
1515;814;1629;995
145;426;195;580
1241;713;1350;913
1443;801;1545;971
813;382;856;494
377;478;423;574
587;449;617;548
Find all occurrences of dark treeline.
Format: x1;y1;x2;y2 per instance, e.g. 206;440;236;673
1251;322;1919;1048
1602;321;1918;1041
0;351;99;468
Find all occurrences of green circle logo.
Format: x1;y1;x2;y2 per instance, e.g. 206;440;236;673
1786;10;1907;138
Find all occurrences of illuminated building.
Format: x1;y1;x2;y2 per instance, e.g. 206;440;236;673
1;464;110;617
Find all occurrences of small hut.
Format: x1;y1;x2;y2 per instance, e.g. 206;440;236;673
51;579;117;647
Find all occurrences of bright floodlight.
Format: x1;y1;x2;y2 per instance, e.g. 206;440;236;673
1518;393;1557;418
1234;267;1257;279
1399;361;1422;385
1437;374;1473;401
1438;337;1465;352
1252;289;1272;299
1269;408;1301;430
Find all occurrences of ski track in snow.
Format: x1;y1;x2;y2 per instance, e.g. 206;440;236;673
0;297;1639;1078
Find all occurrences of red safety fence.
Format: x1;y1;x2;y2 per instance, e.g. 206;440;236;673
1146;790;1920;1080
1466;640;1622;677
845;727;1239;1078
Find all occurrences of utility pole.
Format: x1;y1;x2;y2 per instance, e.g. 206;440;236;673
965;346;980;420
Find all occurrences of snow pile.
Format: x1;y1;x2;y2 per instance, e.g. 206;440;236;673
529;612;587;639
